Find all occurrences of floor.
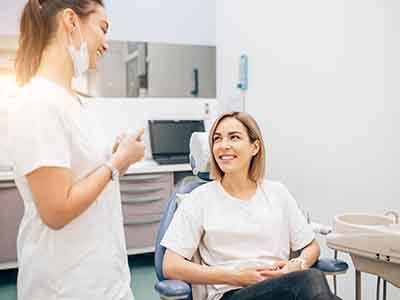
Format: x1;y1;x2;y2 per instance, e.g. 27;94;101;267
0;254;160;300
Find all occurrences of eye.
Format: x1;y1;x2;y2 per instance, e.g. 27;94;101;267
213;136;221;142
231;135;240;141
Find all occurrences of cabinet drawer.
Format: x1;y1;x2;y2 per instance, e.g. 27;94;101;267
124;214;162;250
121;184;171;217
0;182;23;263
120;172;172;185
120;173;173;217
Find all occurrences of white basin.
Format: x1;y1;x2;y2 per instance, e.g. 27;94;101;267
378;223;400;234
334;213;395;234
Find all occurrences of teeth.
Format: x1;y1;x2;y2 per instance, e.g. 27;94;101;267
220;155;235;160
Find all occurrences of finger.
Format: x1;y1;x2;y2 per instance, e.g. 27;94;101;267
258;270;283;277
256;267;270;272
118;133;127;142
256;275;269;282
135;128;145;141
273;261;287;269
112;141;120;153
112;144;118;153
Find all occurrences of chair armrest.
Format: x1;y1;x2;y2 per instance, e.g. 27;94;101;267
310;222;332;235
312;258;349;275
155;279;191;299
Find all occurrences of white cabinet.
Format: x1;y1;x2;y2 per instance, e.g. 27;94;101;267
0;171;175;269
120;172;174;254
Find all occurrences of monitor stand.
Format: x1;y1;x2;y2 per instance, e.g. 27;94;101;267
153;155;189;165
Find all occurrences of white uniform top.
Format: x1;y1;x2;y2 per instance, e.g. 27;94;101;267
7;76;134;300
161;180;314;300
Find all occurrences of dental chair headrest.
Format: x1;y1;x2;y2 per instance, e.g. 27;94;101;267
189;132;211;181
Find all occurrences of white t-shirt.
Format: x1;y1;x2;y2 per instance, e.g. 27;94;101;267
161;180;314;300
7;76;134;300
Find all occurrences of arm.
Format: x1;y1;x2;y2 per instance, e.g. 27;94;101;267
28;129;145;230
28;165;113;230
267;239;320;276
163;249;269;286
163;249;233;285
299;239;320;268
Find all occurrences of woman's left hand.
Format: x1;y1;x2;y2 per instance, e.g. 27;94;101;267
257;261;289;278
257;267;285;279
271;259;303;274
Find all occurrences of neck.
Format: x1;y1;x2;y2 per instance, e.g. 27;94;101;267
221;171;257;199
36;43;75;95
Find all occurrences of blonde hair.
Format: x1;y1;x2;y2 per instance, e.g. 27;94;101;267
209;112;266;182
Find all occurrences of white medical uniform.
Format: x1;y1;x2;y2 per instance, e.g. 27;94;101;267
161;180;314;300
7;76;134;300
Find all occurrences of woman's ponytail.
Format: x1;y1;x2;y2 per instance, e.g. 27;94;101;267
15;0;49;85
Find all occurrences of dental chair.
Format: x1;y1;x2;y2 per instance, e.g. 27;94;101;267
154;132;349;300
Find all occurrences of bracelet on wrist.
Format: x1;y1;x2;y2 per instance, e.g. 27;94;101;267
104;160;120;181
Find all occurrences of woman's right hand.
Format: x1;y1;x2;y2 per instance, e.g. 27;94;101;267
230;267;269;287
111;128;145;172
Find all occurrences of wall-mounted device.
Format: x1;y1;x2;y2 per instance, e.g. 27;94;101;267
237;54;248;91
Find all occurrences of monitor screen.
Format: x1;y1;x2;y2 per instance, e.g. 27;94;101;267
149;120;205;155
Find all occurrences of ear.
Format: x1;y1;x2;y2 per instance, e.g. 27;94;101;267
60;8;79;33
251;140;260;156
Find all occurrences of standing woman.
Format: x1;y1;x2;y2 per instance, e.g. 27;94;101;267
8;1;143;299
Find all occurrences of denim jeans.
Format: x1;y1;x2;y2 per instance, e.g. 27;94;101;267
220;269;341;300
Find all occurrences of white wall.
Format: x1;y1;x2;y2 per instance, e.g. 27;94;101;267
84;98;218;160
0;0;216;45
217;1;400;299
104;0;215;45
0;1;24;35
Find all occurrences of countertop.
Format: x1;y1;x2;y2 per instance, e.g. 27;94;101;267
0;160;192;182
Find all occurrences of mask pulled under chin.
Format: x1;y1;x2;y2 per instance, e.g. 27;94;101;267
68;41;89;79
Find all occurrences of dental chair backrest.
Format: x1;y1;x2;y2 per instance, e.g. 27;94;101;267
154;132;211;283
189;131;211;181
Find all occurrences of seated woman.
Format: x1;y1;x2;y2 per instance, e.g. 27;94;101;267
161;112;339;300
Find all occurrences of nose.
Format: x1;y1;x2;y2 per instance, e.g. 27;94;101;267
220;137;232;149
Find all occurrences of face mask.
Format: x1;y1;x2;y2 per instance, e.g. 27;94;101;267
67;24;89;79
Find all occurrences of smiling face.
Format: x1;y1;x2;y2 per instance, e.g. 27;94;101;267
78;4;109;68
212;117;260;178
66;3;109;68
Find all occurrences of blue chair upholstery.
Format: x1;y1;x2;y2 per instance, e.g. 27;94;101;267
154;177;205;299
154;177;348;299
313;258;349;275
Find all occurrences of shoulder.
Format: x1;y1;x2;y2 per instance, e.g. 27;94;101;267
260;179;287;192
179;181;219;209
11;82;71;127
190;180;219;199
13;88;60;117
260;179;294;206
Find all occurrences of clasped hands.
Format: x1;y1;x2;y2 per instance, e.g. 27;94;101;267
232;259;304;287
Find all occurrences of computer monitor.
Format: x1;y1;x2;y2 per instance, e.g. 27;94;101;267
148;120;205;164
